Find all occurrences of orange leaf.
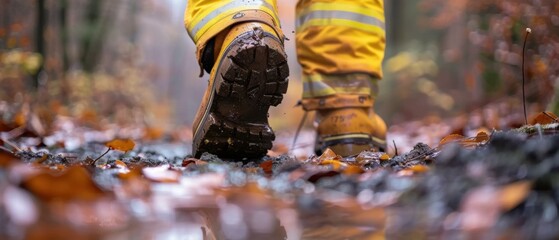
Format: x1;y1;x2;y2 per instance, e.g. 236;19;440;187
439;134;465;146
114;160;127;168
499;181;532;211
320;159;345;171
22;166;105;202
0;150;17;167
343;165;364;175
380;153;390;161
530;111;559;125
409;165;430;173
318;148;341;161
474;131;490;142
105;139;135;152
260;160;273;174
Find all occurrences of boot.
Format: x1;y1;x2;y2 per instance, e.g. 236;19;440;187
192;22;289;158
302;94;386;157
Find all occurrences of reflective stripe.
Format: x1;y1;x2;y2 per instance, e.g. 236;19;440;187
302;74;372;98
188;1;277;40
303;81;336;97
296;10;385;31
302;84;370;98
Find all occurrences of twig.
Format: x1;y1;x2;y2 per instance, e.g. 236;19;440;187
92;148;111;165
522;28;531;125
393;140;399;156
290;111;309;154
1;138;22;152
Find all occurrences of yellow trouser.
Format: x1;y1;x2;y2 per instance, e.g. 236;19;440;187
184;0;386;99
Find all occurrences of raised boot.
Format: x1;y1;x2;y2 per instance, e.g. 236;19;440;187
302;94;386;157
192;22;289;158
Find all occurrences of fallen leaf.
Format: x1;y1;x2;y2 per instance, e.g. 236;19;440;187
260;160;273;174
474;131;490;143
319;159;345;171
408;165;430;173
343;165;364;175
105;139;135;152
0;150;17;167
499;181;532;211
114;160;127;169
142;164;181;183
13;111;26;127
439;134;465;146
21;166;106;202
318;148;340;161
380;153;390;161
182;158;196;167
530;111;559;125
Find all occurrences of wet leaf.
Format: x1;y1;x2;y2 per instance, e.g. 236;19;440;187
114;160;127;169
105;139;135;152
499;181;532;211
474;131;490;143
439;134;465;146
142;164;181;183
318;148;340;161
343;165;364;175
530;111;559;125
0;149;18;167
13;111;26;127
408;165;430;173
380;153;390;161
260;160;273;174
21;166;106;202
319;159;345;171
182;158;196;167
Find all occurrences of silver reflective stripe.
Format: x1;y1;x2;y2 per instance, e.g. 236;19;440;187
296;10;385;30
189;0;275;39
303;81;334;95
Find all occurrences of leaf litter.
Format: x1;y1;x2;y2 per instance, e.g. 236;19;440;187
1;112;559;239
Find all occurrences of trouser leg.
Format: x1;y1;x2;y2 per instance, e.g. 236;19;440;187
295;0;386;99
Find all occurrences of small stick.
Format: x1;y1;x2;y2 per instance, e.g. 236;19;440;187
522;28;531;125
393;140;399;156
92;148;111;165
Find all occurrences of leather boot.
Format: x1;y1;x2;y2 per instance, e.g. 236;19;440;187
192;22;289;158
302;94;387;157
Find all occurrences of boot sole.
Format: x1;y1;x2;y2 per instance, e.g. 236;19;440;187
193;29;289;159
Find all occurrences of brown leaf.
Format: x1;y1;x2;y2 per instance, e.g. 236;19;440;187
499;181;532;211
380;153;390;161
439;134;465;146
22;166;106;202
114;160;127;169
0;150;17;167
105;139;135;152
318;148;340;161
260;160;273;174
343;165;364;175
530;111;559;125
474;131;490;143
182;158;196;167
